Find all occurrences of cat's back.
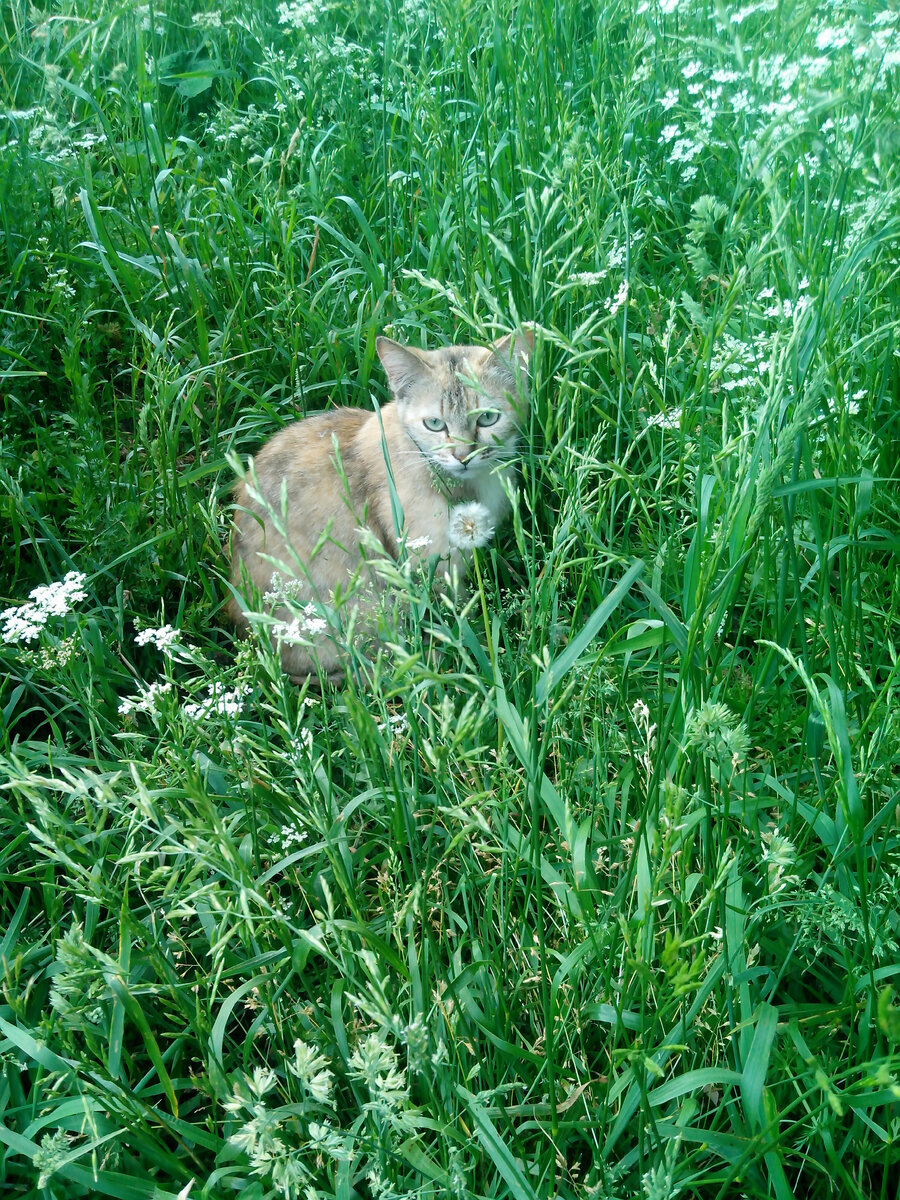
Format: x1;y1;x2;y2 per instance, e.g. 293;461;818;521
228;406;378;623
242;406;371;508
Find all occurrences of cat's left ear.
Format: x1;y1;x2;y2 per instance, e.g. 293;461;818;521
376;337;432;400
490;328;534;369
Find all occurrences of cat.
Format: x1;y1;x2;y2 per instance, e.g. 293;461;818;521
226;329;532;679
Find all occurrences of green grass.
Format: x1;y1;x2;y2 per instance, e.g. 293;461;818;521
2;0;900;1196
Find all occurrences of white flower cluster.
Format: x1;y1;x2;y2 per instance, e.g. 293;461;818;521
277;604;329;645
183;682;250;720
1;571;87;645
571;270;606;286
118;680;173;717
191;10;222;29
605;279;629;317
448;502;494;551
276;0;318;27
569;233;645;288
279;823;308;851
377;712;409;737
645;406;683;430
262;572;307;607
135;624;181;651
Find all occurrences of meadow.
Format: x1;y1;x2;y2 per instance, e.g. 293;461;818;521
2;0;900;1195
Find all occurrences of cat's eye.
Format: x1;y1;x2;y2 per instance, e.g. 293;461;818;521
422;417;447;432
476;410;502;428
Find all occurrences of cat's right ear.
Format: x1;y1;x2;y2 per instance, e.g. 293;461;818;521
376;337;431;400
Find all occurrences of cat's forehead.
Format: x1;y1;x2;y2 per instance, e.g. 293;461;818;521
427;345;491;383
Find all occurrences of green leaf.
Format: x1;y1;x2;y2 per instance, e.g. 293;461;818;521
741;1003;778;1131
648;1067;743;1106
104;973;178;1118
536;558;643;705
458;1086;540;1199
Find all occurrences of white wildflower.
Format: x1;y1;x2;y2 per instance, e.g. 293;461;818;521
1;605;46;644
276;603;329;645
605;280;629;317
646;407;682;429
378;712;409;737
36;634;77;669
279;823;307;851
118;680;173;717
262;572;306;607
405;534;433;550
192;10;222;29
815;26;851;52
46;263;76;299
660;88;679;111
448;502;494;550
571;269;607;285
277;0;318;27
135;624;181;651
2;571;87;644
182;682;249;720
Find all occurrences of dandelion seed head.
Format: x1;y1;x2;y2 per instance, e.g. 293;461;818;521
448;502;494;550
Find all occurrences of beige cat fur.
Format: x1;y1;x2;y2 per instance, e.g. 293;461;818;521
227;330;532;678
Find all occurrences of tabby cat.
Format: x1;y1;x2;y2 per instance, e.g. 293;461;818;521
227;330;532;678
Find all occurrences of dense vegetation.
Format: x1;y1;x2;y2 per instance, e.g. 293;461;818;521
2;0;900;1195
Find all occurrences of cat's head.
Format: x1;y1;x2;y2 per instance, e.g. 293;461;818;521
376;331;532;479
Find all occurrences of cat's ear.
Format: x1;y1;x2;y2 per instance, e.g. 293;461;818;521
490;328;534;371
376;337;431;400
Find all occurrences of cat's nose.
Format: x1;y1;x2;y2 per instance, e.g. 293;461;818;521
451;442;474;463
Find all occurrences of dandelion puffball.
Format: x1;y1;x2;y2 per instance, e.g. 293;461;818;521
448;502;495;551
